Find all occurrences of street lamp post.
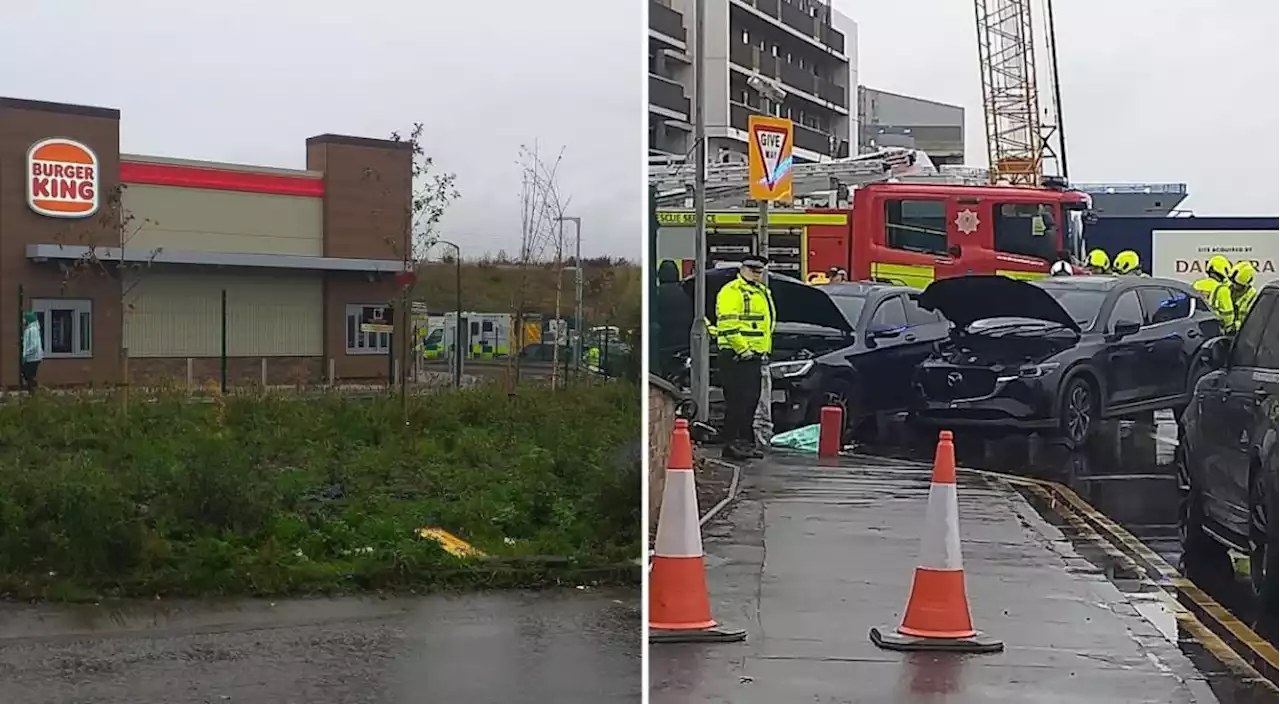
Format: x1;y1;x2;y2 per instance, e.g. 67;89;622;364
556;215;583;373
437;240;463;389
691;0;710;422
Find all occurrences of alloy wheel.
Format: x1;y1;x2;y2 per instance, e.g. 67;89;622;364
1250;473;1271;596
1065;383;1091;444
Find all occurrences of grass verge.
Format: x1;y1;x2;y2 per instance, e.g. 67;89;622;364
0;383;640;600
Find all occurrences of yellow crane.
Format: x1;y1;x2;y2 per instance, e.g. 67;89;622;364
974;0;1068;185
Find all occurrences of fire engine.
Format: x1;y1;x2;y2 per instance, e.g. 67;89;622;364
651;148;1093;288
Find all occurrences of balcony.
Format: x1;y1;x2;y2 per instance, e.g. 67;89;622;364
729;41;755;69
650;0;686;43
779;61;817;95
821;26;845;54
793;122;834;155
730;103;835;157
780;2;816;36
649;76;690;116
816;78;845;107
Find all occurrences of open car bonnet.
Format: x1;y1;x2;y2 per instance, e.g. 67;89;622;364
681;268;853;333
917;275;1080;332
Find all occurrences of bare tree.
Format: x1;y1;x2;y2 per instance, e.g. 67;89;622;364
513;143;567;385
361;124;459;398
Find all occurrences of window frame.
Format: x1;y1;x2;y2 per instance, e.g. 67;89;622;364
869;295;909;331
992;202;1060;262
883;198;948;255
344;303;392;356
1136;286;1192;327
1107;289;1144;330
30;298;93;359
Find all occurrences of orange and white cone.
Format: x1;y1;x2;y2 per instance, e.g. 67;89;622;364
870;430;1003;653
649;419;746;644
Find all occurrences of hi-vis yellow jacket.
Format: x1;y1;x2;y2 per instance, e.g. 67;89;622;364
715;275;776;355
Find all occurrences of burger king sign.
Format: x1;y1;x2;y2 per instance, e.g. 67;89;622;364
26;137;100;219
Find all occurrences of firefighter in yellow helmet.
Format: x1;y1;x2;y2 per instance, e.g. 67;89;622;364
1192;255;1231;298
716;254;775;460
1085;249;1111;275
1111;250;1146;276
1228;261;1258;327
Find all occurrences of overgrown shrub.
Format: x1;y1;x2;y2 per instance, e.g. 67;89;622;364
0;383;640;599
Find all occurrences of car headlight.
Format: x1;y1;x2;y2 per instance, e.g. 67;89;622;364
996;362;1060;383
770;359;814;379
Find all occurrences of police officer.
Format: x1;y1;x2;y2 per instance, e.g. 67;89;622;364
1111;250;1147;276
1228;261;1258;329
1085;249;1111;275
716;255;776;459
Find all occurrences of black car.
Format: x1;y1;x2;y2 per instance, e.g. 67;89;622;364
767;282;950;438
1177;280;1277;640
912;275;1221;445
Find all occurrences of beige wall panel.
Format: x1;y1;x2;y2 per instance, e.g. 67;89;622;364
121;185;323;257
124;271;323;357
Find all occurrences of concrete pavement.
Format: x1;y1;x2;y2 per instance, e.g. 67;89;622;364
650;452;1265;703
0;588;640;703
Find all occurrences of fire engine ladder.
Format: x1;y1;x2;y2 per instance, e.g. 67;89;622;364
650;148;985;208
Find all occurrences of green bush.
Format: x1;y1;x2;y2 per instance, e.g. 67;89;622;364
0;383;640;600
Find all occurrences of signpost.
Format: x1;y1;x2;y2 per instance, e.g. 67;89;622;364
747;114;794;264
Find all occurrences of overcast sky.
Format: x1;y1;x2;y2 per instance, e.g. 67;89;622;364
0;0;644;259
841;0;1279;215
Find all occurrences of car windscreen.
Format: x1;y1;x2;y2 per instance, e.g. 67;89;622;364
1039;287;1107;328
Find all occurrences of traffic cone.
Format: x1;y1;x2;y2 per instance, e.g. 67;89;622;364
650;419;746;644
870;430;1003;653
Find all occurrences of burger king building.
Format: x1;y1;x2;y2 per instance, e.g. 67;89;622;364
0;97;412;389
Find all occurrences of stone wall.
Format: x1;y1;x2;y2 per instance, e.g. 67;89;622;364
647;375;679;536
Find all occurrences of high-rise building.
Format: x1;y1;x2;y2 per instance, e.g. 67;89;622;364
648;0;856;165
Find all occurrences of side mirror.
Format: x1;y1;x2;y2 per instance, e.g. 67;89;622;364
947;244;963;257
1112;319;1141;339
1200;337;1231;370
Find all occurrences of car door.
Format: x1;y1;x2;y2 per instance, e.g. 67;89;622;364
1201;290;1278;535
854;294;913;411
1102;289;1147;406
1136;285;1193;399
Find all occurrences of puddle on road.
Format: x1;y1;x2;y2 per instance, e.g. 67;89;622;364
865;413;1276;699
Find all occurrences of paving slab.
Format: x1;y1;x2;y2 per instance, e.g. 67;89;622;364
650;452;1250;704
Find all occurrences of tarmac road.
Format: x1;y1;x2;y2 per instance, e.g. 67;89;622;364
0;588;640;704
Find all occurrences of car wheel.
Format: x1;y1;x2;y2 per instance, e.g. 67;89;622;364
1249;469;1277;642
1058;376;1096;448
1177;449;1234;588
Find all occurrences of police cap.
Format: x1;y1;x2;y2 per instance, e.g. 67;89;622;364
741;254;769;268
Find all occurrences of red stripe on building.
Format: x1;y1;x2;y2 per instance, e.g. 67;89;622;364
120;161;325;197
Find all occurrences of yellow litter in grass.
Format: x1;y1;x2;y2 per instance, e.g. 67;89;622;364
417;528;486;558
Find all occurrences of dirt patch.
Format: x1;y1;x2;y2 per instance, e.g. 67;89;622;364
694;453;737;522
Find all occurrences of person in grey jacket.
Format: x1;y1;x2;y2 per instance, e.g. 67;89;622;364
20;311;43;392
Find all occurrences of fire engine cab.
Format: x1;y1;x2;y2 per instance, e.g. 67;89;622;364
651;148;1092;288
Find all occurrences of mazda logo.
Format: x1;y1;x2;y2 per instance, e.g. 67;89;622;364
947;372;963;387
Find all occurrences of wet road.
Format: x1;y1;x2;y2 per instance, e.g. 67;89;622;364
0;588;640;703
651;452;1258;703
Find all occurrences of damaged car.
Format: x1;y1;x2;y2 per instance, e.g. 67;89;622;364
685;269;950;438
911;275;1221;445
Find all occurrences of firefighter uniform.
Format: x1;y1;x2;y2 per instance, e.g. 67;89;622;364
716;256;776;459
1193;255;1231;296
1228;261;1258;330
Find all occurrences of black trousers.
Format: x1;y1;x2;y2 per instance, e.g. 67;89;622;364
19;361;39;391
719;351;762;446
